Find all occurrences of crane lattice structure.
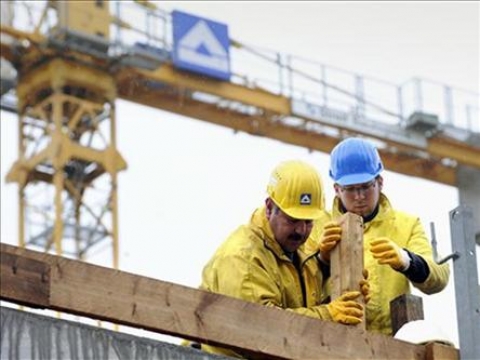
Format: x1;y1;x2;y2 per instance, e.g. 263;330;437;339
1;0;479;267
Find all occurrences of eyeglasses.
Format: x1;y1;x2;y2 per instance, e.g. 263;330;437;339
338;179;376;196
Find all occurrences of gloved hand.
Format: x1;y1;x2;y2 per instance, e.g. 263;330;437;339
360;269;371;304
370;237;410;271
327;291;364;325
318;221;342;262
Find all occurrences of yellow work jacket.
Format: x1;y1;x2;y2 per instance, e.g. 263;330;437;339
309;193;450;335
199;205;331;358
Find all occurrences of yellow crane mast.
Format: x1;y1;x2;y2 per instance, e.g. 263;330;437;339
2;1;126;266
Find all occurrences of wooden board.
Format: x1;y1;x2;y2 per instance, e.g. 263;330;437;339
425;342;459;360
0;251;50;307
330;212;365;329
390;294;424;335
1;243;443;360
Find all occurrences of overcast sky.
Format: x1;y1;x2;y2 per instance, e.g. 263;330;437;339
1;0;479;347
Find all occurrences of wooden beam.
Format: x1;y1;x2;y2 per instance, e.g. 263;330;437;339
390;294;424;335
425;343;459;360
0;243;440;360
0;251;50;308
331;212;365;329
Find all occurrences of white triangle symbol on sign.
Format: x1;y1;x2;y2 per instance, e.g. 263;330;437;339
178;20;229;72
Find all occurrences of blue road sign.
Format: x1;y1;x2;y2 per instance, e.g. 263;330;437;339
172;10;231;81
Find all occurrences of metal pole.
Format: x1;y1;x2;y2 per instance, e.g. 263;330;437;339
397;85;404;125
414;78;423;112
321;64;327;106
444;86;454;125
449;206;480;360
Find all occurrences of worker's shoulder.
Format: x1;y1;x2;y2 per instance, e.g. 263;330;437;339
390;207;421;225
215;224;265;255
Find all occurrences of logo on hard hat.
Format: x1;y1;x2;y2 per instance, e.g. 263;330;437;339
299;193;312;205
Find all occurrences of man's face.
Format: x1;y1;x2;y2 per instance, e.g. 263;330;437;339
266;198;314;253
334;176;382;217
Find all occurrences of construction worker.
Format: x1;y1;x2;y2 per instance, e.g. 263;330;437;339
191;160;369;358
309;137;450;336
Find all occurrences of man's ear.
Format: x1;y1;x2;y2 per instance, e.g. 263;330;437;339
333;184;341;196
265;198;273;218
377;176;384;191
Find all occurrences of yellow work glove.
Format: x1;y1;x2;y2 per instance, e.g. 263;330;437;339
327;291;364;325
370;237;410;271
360;269;371;304
318;221;342;262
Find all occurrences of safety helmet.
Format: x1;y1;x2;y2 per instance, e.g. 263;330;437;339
329;137;384;186
394;320;454;347
267;160;324;220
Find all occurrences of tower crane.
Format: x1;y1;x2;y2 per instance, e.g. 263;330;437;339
1;0;479;270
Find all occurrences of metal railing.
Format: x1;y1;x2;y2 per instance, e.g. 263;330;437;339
2;1;479;136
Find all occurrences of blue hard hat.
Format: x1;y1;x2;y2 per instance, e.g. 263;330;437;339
329;138;384;186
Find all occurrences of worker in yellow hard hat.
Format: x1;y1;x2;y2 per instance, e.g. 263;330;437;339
307;137;450;336
189;160;369;358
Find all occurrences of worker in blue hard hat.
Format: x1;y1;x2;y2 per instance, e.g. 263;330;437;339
306;137;450;336
186;160;370;358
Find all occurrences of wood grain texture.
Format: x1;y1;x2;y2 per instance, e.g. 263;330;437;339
331;212;365;329
390;294;424;335
0;251;50;307
1;243;449;360
425;342;459;360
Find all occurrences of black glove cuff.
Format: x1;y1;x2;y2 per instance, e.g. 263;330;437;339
401;249;430;283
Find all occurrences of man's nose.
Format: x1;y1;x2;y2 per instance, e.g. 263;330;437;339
294;221;308;235
353;188;367;198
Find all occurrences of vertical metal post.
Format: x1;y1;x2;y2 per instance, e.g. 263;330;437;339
52;91;64;257
450;206;480;360
321;64;327;106
355;75;365;120
110;102;119;271
286;54;293;98
465;105;473;132
414;78;423;112
115;1;121;46
444;86;454;125
276;52;284;96
397;85;404;125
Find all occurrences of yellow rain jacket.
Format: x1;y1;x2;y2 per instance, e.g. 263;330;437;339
198;205;331;358
309;193;450;335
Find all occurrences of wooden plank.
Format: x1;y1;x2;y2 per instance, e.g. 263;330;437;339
425;342;459;360
390;294;424;335
331;212;365;329
0;243;443;360
0;251;50;307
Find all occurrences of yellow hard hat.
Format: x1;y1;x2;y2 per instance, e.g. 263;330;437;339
267;160;324;220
